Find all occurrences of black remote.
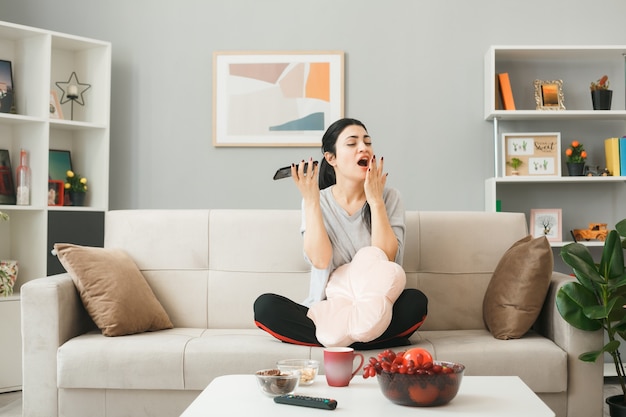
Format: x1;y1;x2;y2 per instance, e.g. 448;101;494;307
274;394;338;410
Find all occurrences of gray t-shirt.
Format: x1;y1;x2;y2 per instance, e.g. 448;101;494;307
300;186;406;307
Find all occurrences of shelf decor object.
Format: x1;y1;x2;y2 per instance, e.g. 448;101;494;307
530;208;562;242
0;60;14;114
502;132;561;177
212;50;344;147
0;149;16;204
55;71;91;120
534;79;565;110
590;75;612;110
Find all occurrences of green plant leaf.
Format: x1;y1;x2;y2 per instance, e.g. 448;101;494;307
561;243;604;285
579;350;602;362
556;283;603;331
616;219;626;238
601;230;625;281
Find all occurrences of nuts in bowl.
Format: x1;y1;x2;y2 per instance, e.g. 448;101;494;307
276;359;319;386
363;348;464;407
255;369;300;397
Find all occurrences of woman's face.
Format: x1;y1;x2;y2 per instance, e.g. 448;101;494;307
325;124;373;182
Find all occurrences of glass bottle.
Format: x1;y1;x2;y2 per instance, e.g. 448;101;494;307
16;148;30;205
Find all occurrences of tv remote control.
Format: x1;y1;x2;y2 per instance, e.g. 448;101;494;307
274;394;338;410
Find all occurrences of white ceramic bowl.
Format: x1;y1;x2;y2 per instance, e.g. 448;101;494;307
276;359;320;386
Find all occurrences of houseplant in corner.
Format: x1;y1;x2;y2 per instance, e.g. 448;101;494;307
556;218;626;416
590;75;612;110
565;140;587;176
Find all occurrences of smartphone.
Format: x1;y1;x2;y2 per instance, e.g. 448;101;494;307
273;161;318;180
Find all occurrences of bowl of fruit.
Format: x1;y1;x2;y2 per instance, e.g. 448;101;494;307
363;348;464;407
255;369;300;397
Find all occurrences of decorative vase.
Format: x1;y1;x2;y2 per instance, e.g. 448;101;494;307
69;192;86;206
606;395;626;417
591;89;612;110
0;260;18;297
567;162;586;176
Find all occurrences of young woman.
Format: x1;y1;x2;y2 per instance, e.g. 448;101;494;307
254;118;428;349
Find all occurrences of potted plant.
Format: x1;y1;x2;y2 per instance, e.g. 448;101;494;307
64;170;88;206
556;218;626;415
565;140;587;176
507;157;523;175
590;75;612;110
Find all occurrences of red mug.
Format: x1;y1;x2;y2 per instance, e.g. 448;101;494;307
323;347;364;387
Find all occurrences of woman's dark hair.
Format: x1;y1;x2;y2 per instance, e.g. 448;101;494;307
319;118;372;231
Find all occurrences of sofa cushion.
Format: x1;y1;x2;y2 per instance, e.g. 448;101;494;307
54;243;173;336
482;235;553;340
307;246;406;347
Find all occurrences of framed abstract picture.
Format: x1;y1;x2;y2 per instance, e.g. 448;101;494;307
213;51;344;147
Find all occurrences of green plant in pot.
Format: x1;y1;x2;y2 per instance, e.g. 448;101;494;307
590;75;612;110
507;157;523;175
556;218;626;414
565;140;587;176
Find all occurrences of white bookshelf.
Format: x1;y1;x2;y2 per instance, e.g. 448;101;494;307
0;20;111;391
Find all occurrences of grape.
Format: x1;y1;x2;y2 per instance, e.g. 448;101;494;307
361;348;452;379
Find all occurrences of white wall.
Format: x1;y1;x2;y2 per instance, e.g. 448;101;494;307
1;0;625;211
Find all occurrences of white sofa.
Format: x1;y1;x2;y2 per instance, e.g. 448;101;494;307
21;210;603;417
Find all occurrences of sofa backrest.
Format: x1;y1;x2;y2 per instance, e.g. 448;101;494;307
104;210;528;331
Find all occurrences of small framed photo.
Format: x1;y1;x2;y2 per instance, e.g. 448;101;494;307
48;180;64;206
0;60;14;114
0;149;16;204
534;79;565;110
530;209;562;242
502;132;561;177
49;91;63;119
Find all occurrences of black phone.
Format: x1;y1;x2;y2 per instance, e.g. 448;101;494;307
273;161;318;180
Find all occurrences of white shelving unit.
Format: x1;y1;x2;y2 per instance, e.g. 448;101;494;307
484;45;626;245
0;20;110;391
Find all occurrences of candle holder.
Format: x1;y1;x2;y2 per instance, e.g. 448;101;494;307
55;72;91;120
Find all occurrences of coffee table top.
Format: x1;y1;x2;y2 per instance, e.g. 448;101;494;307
180;374;554;416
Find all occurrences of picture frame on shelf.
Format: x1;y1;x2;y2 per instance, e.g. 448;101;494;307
47;180;64;206
530;208;562;242
0;149;16;204
49;90;63;119
0;60;14;114
502;132;561;177
213;50;344;147
48;150;72;206
534;79;565;110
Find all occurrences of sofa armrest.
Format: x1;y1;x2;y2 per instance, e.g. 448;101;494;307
534;271;604;417
21;273;94;417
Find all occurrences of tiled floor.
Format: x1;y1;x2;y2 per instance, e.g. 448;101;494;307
0;381;622;416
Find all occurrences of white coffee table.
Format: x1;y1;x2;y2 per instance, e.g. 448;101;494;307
180;374;555;416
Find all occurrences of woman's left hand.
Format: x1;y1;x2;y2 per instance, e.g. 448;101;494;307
364;155;387;205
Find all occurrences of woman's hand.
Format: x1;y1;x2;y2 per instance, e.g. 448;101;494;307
364;155;387;206
292;157;320;202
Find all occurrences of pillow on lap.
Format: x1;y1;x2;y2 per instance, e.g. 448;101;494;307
307;246;406;347
482;235;553;340
55;243;173;337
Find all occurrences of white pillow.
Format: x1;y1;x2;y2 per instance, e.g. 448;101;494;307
307;246;406;347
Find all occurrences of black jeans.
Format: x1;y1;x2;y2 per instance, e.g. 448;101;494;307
253;289;428;350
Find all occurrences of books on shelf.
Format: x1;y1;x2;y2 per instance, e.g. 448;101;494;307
497;73;516;110
605;137;621;177
620;137;626;176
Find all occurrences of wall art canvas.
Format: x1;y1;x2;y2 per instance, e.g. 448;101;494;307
213;51;344;147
